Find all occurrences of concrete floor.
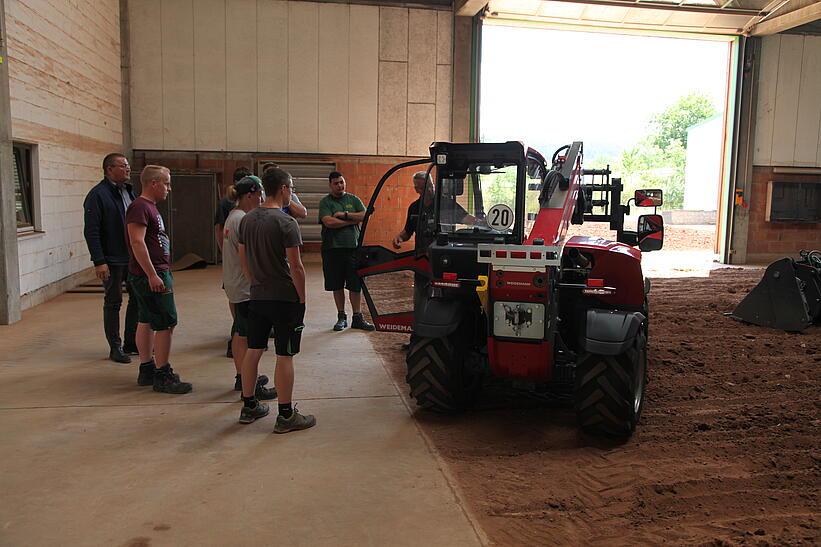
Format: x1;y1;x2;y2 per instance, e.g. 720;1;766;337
0;264;483;546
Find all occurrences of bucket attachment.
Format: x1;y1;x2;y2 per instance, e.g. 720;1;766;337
731;258;816;332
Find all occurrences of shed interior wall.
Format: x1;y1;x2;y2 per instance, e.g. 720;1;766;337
6;0;124;307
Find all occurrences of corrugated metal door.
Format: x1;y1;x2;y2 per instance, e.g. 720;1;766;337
259;161;335;242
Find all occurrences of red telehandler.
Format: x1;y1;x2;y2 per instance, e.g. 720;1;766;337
356;141;664;438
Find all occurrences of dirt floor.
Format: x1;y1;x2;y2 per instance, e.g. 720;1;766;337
369;267;820;545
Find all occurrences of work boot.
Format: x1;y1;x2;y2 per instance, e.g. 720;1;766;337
333;312;347;331
239;400;270;424
234;374;269;391
122;342;139;355
274;406;316;434
137;361;156;386
351;313;375;331
225;338;233;359
109;346;131;364
152;364;193;394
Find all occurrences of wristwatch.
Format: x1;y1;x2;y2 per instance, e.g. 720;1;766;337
344;211;349;220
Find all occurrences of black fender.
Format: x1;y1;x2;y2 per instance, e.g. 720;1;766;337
584;309;646;355
414;297;465;339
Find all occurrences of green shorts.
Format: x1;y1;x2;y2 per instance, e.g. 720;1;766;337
129;271;178;331
231;301;249;337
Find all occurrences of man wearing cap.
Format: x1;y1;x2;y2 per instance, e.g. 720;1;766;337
222;176;277;399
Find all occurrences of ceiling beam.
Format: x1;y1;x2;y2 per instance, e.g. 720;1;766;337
750;1;821;35
455;0;487;16
513;0;761;16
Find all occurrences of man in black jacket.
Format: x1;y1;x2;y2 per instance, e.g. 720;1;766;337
83;153;138;363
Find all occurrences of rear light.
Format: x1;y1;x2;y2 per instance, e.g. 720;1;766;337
443;272;457;281
495;250;508;258
587;278;605;287
510;251;526;259
529;251;541;259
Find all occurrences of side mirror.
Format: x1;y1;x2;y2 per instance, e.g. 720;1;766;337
635;189;663;207
637;214;664;252
442;177;464;196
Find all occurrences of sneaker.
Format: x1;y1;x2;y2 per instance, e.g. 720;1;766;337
234;374;270;391
152;364;193;394
225;338;233;359
351;313;375;331
256;383;278;401
333;313;347;331
137;361;155;386
109;346;131;364
122;343;139;355
239;401;270;424
274;406;316;434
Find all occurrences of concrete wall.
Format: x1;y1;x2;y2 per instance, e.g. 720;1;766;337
6;0;124;304
128;0;453;157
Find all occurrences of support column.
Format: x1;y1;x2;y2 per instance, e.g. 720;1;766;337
119;0;132;158
0;0;22;324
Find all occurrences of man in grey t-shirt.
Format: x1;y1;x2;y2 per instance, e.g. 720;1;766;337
222;176;276;399
237;167;316;433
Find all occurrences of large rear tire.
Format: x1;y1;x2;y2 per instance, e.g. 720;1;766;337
575;331;647;438
405;334;480;413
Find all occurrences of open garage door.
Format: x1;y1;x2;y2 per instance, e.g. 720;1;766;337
473;4;752;265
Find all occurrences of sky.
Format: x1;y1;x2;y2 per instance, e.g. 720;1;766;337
480;24;733;161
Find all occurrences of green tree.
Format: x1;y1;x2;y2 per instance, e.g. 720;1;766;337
649;92;717;149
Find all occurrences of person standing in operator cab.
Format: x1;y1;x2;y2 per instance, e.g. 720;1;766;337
318;171;374;332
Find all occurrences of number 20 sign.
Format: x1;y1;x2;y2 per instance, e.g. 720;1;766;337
487;204;514;230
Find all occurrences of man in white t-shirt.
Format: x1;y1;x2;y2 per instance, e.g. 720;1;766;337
222;176;277;399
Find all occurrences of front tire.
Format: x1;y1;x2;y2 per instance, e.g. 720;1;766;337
575;331;647;438
405;335;480;413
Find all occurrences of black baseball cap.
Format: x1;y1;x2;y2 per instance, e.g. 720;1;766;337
235;175;262;196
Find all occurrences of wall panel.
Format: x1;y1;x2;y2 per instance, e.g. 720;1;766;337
226;0;258;151
257;0;289;152
407;103;435;156
160;0;195;150
378;61;408;155
753;35;780;165
318;3;350;153
130;0;163;149
407;9;437;104
770;35;803;164
435;64;452;142
288;1;319;152
348;5;379;155
193;0;227;151
794;35;821;166
379;7;407;62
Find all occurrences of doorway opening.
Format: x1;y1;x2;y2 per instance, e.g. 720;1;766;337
479;23;737;275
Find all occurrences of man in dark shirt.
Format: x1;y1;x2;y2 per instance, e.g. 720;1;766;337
392;171;473;250
237;167;315;433
83;153;138;363
126;165;192;394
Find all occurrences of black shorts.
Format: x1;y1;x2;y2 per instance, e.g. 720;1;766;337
321;248;361;292
231;301;249;337
248;300;305;356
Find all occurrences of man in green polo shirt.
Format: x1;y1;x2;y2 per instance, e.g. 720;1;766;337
318;171;375;332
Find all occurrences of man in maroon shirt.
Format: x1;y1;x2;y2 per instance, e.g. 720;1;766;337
126;165;192;394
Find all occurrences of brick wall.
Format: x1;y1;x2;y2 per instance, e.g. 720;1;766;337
746;166;821;263
7;0;123;301
132;151;423;252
